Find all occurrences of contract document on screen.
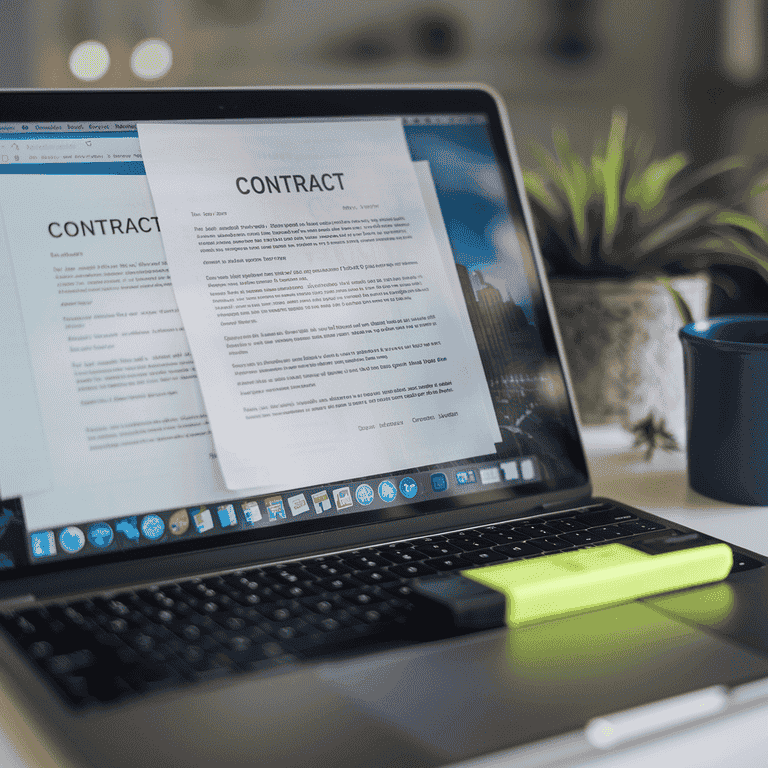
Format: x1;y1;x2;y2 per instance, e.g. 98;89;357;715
138;120;501;491
0;174;263;530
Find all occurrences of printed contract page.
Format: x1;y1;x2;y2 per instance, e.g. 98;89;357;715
138;120;501;490
0;174;264;531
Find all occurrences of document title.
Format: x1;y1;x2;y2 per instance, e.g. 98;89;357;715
48;216;161;238
236;173;345;195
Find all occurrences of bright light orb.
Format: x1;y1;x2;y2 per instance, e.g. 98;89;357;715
130;39;173;80
69;41;110;81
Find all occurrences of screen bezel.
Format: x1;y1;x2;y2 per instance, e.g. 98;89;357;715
0;86;591;588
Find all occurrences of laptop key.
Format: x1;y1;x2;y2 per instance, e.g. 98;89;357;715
60;675;92;705
359;604;396;624
338;554;389;570
449;537;496;552
300;597;338;614
461;549;508;565
576;508;639;526
589;525;626;540
528;537;572;552
389;562;437;578
494;542;545;558
479;529;529;544
302;562;346;578
28;640;54;659
544;518;590;533
513;524;559;538
315;617;342;632
558;530;607;545
47;649;97;676
316;575;362;592
258;566;297;581
616;520;666;534
2;614;38;639
376;549;428;564
423;555;472;571
270;582;318;599
340;589;380;607
77;669;132;702
413;542;463;556
354;569;392;586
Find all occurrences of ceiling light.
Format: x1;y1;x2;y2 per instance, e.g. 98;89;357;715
130;39;173;80
69;41;110;81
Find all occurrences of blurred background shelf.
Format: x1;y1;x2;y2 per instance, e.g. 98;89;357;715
0;1;680;164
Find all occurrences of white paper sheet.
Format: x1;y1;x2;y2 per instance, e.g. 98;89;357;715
138;120;501;490
0;206;53;497
0;174;261;531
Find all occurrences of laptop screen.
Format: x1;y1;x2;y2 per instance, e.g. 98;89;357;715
0;88;588;579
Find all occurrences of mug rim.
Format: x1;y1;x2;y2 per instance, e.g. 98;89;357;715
679;315;768;352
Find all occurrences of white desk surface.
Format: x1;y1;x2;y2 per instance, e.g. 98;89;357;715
2;425;768;767
583;424;768;557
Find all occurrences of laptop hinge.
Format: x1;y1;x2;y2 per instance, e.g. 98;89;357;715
537;499;579;514
0;594;36;613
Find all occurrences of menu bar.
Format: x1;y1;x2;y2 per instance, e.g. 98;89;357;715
0;136;141;165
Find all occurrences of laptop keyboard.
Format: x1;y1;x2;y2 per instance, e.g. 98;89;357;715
0;502;762;709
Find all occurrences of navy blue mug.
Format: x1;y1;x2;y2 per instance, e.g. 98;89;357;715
680;316;768;505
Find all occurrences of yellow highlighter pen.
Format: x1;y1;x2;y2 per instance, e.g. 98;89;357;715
461;542;733;627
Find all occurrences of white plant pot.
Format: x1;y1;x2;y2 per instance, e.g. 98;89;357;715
549;274;710;446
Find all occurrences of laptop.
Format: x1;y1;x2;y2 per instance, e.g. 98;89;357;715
1;85;768;768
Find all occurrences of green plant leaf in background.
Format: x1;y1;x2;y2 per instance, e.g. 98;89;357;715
521;169;563;219
523;109;768;287
552;127;592;251
634;202;718;258
625;152;687;214
657;276;694;325
599;109;627;252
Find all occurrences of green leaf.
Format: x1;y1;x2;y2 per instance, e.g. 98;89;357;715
551;128;591;248
749;176;768;197
667;156;748;201
675;234;768;286
634;202;718;255
523;112;768;288
717;233;768;281
657;276;694;324
710;209;768;246
626;153;688;212
528;143;564;190
522;170;564;218
600;109;627;250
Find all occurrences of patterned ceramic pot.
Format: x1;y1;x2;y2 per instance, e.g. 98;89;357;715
548;274;710;445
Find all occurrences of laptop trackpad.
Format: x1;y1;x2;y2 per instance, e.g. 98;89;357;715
318;601;768;762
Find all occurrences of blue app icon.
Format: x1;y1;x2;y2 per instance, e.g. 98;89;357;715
140;514;165;540
399;477;418;499
355;484;375;506
30;531;56;558
116;516;140;542
216;504;237;527
87;522;114;548
456;470;477;485
59;526;85;554
430;473;448;492
378;480;397;503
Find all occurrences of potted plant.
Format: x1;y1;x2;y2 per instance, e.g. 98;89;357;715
522;110;768;456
